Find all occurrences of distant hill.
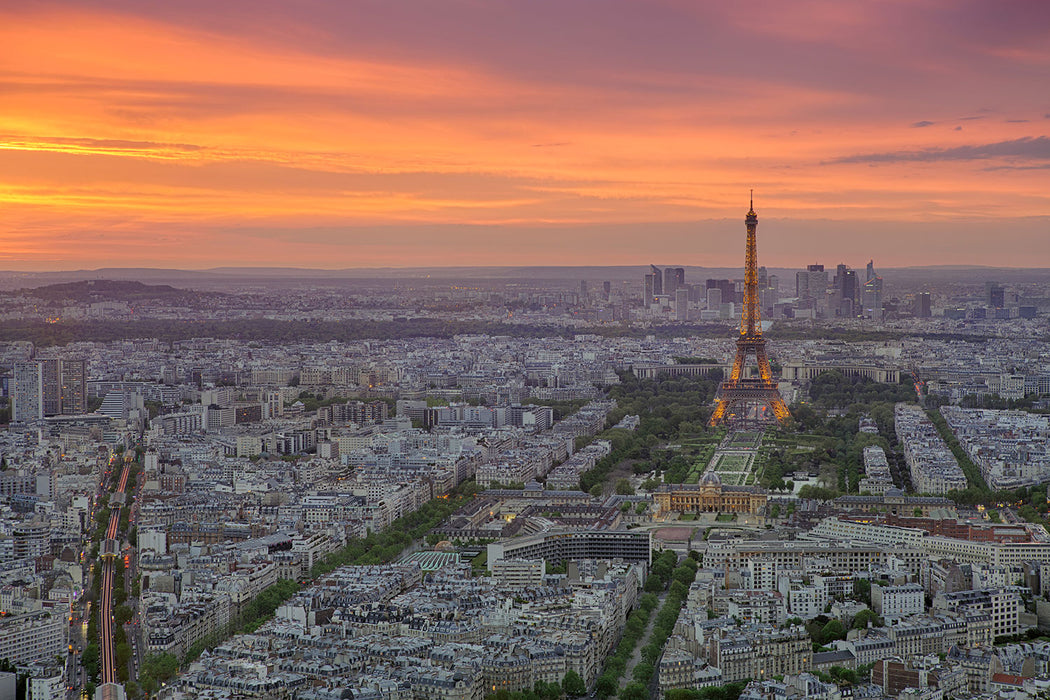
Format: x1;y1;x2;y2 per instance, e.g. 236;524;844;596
13;279;194;302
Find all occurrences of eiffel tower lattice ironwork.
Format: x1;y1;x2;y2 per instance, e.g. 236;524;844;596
709;194;791;426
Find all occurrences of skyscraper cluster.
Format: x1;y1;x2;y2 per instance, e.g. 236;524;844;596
643;264;692;320
793;260;882;320
640;259;895;323
644;264;686;304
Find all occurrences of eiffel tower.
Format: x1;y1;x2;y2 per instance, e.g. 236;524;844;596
709;194;791;427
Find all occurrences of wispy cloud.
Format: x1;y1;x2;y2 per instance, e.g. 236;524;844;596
0;134;206;160
829;136;1050;164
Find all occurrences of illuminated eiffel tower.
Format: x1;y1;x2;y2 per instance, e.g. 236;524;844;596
709;194;791;427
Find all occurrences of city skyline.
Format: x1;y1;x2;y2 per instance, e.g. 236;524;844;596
3;1;1050;270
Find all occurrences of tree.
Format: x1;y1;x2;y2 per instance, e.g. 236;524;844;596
535;680;562;700
115;604;134;627
852;609;882;629
620;682;649;700
115;642;132;681
82;644;100;681
595;673;618;698
821;619;847;644
672;566;695;586
139;652;180;695
666;681;747;700
640;477;661;491
853;579;871;606
615;478;635;495
562;670;586;697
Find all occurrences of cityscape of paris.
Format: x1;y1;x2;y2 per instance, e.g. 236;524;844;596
2;2;1050;700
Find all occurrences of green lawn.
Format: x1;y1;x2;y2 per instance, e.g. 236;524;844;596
714;454;750;471
726;431;762;448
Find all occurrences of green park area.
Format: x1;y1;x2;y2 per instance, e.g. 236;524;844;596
725;431;762;449
713;454;750;472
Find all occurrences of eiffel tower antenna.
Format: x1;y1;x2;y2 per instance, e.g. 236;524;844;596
709;198;790;427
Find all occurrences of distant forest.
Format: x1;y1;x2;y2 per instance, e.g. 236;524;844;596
0;319;995;347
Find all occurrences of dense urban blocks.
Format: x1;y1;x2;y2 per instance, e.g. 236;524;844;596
1;266;1049;700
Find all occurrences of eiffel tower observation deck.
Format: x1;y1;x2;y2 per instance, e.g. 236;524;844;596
709;195;791;427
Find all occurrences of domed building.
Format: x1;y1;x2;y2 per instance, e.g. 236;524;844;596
653;472;767;515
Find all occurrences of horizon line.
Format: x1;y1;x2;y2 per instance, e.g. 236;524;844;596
0;263;1047;274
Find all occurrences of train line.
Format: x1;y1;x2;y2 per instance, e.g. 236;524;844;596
98;451;133;687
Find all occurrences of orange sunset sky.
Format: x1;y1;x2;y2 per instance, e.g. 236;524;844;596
2;0;1049;270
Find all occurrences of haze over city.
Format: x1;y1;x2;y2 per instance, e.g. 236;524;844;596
2;0;1049;270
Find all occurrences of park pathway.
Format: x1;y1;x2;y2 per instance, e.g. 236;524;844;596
622;588;669;691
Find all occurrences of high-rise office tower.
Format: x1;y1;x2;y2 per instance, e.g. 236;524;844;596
841;269;857;311
40;358;62;416
796;264;827;310
643;273;655;304
61;359;87;414
841;280;855;316
663;267;685;297
834;263;848;286
706;278;735;304
706;287;722;311
650;264;663;296
579;280;588;301
602;280;611;301
760;286;778;316
675;288;690;321
11;361;43;423
795;268;809;299
36;357;88;415
917;292;932;318
986;282;1005;309
663;267;677;296
831;264;858;317
863;261;884;320
866;259;876;282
